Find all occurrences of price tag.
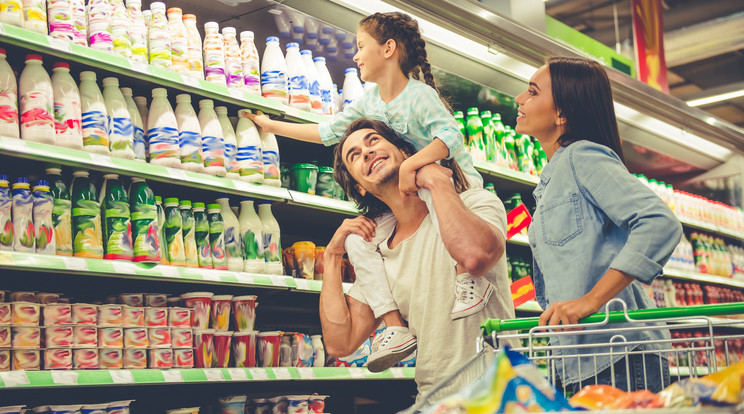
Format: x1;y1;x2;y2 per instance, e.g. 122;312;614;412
49;38;72;53
348;368;365;379
111;370;134;384
229;89;246;100
112;261;138;274
167;168;188;180
3;138;28;152
204;369;225;381
297;368;315;379
52;371;79;385
390;368;407;378
130;62;150;74
64;257;88;271
235;274;255;285
181;74;201;88
227;369;247;381
0;371;30;387
249;368;268;380
162;370;184;382
90;153;114;168
274;368;291;380
159;266;180;278
271;275;288;287
294;279;309;290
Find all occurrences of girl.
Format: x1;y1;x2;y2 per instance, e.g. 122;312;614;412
515;57;682;392
249;12;493;372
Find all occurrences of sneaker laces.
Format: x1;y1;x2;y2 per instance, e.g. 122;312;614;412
455;278;476;302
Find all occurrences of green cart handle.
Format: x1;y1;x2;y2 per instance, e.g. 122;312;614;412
481;302;744;335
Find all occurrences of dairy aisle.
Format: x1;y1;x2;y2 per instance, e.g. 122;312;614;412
0;0;743;412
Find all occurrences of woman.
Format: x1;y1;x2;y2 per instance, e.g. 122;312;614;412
515;57;682;393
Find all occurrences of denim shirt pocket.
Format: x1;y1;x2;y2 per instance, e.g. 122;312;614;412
540;192;583;246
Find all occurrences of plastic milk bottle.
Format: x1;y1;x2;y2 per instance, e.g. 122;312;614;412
120;88;146;161
257;201;282;275
51;62;83;150
301;50;322;114
174;94;205;173
239;198;264;274
203;22;226;85
215;106;240;179
183;14;204;80
342;68;363;111
0;49;19;139
193;202;212;269
0;0;23;26
100;173;133;260
216;197;242;272
12;177;34;252
222;27;243;90
197;99;226;177
33;179;55;255
285;43;309;111
86;0;112;52
22;0;47;33
261;36;288;104
235;110;263;184
79;71;109;154
163;197;185;266
239;31;260;95
207;203;228;270
126;0;147;64
148;88;181;168
46;166;72;256
133;95;148;156
179;200;197;268
0;175;12;251
20;54;55;144
102;77;135;160
71;170;103;259
148;2;172;69
260;129;280;187
129;177;160;263
167;7;188;73
48;0;74;41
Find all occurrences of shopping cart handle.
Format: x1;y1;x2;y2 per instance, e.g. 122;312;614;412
481;302;744;335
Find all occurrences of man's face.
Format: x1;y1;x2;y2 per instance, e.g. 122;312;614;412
341;128;407;195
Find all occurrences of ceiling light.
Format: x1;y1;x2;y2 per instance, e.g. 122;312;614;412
686;89;744;107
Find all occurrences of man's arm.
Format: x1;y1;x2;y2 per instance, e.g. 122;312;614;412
416;164;505;277
319;217;381;357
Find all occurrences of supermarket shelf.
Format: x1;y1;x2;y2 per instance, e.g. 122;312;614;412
670;366;720;377
0;251;353;293
0;367;415;388
287;190;359;215
515;300;542;313
663;267;744;290
677;216;744;242
508;233;530;246
282;106;329;124
474;161;540;188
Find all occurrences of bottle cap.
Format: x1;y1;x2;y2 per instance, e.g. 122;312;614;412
130;177;145;183
53;62;69;70
102;77;119;86
266;36;279;43
0;174;7;183
179;200;191;207
164;197;179;205
286;43;299;49
240;31;254;39
120;87;133;97
0;48;5;56
313;56;326;63
103;173;119;179
155;196;162;203
176;94;191;102
242;197;254;202
199;99;214;108
291;163;319;171
150;1;165;10
467;107;479;115
14;177;30;184
26;54;43;62
34;179;50;188
204;21;219;31
480;110;492;117
493;113;502;120
166;7;182;14
344;68;358;75
300;50;312;56
182;14;196;20
152;88;167;97
222;27;236;35
207;203;221;210
193;202;205;209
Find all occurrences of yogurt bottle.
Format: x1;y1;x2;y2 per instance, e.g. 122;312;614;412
129;177;160;263
203;22;226;85
19;54;55;145
285;43;309;111
0;49;19;139
261;36;288;104
183;14;204;80
126;0;147;64
197;99;226;177
207;203;228;270
0;175;13;251
222;27;243;90
163;198;185;267
22;0;46;33
174;94;204;173
215;106;240;179
260;129;280;187
46;166;72;256
148;88;181;168
102;77;135;160
155;195;167;264
86;0;113;53
70;0;86;46
51;62;83;150
71;170;102;259
167;7;188;73
216;197;242;272
238;198;264;274
193;202;212;269
0;0;23;26
100;173;132;261
12;177;34;252
109;0;131;59
120;87;146;161
133;95;148;157
301;50;322;114
33;179;55;255
235;110;263;184
313;57;334;115
79;71;109;154
239;31;260;95
148;2;172;69
257;201;282;275
47;0;74;41
342;68;364;111
179;200;197;268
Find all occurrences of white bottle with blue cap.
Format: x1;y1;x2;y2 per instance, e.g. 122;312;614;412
261;36;288;105
314;57;334;116
301;50;322;114
342;68;364;111
285;42;310;111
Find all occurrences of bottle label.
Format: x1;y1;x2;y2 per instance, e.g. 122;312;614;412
0;190;12;250
0;90;18;127
288;75;309;106
89;31;114;52
209;220;227;270
109;116;134;153
131;204;159;263
224;143;240;174
21;91;54;129
33;192;54;254
133;125;146;160
147;126;180;161
13;191;35;252
202;135;226;168
237;145;263;176
179;130;203;164
104;200;133;260
149;28;173;69
72;199;103;258
52;198;72;255
204;35;226;82
82;110;109;148
262;150;280;180
242;229;263;261
263;232;280;263
22;0;46;29
224;225;241;262
53;99;82;136
261;70;288;100
194;218;212;269
320;88;333;116
181;213;197;267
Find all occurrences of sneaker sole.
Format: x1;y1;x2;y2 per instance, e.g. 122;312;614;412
450;283;495;321
366;339;417;373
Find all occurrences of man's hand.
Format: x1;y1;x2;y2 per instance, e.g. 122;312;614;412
245;112;274;132
326;216;377;257
398;158;420;195
415;162;453;191
538;295;603;331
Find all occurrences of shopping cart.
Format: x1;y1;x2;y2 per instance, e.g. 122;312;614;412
403;299;744;414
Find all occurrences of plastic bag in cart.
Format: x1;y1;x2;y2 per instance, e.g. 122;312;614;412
658;361;744;407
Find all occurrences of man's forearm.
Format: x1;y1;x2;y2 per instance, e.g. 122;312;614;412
319;254;354;356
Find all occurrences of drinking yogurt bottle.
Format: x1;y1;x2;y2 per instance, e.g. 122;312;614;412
126;0;147;64
235;110;264;183
216;197;242;272
203;21;226;84
0;0;23;26
261;36;288;104
193;202;212;269
86;0;113;52
155;196;167;264
12;177;35;252
32;180;55;255
179;200;198;268
342;68;364;110
148;88;181;167
120;87;146;161
100;173;133;261
102;77;135;160
148;2;172;69
0;175;12;251
20;54;55;144
174;94;204;172
71;170;103;258
109;0;131;59
207;204;228;270
197;99;227;176
285;43;310;111
0;49;19;139
258;201;282;274
128;177;160;263
70;0;86;46
163;197;186;266
239;200;265;274
260;129;281;187
167;7;188;73
239;31;261;95
215;106;240;179
301;50;322;114
51;62;83;150
79;71;110;154
223;27;243;89
183;14;204;80
22;0;47;33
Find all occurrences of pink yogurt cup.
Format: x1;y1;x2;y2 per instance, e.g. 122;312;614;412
212;331;232;368
123;348;147;369
181;292;214;329
99;348;123;369
98;327;124;348
257;331;283;367
44;326;74;348
0;326;9;347
231;295;257;332
231;331;257;368
118;293;144;307
11;326;40;348
210;295;233;332
148;348;173;368
193;329;214;368
308;395;328;413
73;326;97;348
147;327;171;348
11;302;40;325
0;303;10;324
72;304;98;325
0;349;9;371
73;348;99;369
43;304;72;325
145;307;168;327
123;327;148;348
44;348;73;370
171;328;193;348
97;304;122;326
173;348;194;368
12;349;40;370
144;293;168;307
168;307;192;328
122;306;145;327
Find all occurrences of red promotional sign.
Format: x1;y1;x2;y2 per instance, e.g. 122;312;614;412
506;204;532;240
632;0;669;92
511;276;536;308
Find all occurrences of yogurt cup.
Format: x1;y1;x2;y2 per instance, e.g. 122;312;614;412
291;163;318;194
257;331;283;367
99;348;123;369
9;291;36;302
168;307;192;328
210;295;233;331
148;348;173;368
173;348;194;368
144;293;168;307
81;403;109;414
308;395;328;413
145;307;168;327
147;327;171;348
43;348;73;370
11;326;40;348
73;326;98;348
122;306;145;327
217;395;247;414
11;302;41;325
106;400;134;414
180;292;214;329
316;166;335;197
72;304;98;325
213;331;232;368
12;349;40;370
231;331;257;367
123;348;147;369
0;349;9;370
123;327;148;348
287;395;309;414
193;329;214;368
0;303;10;324
98;327;124;348
118;293;144;307
253;399;271;414
43;304;72;325
268;396;288;414
0;325;9;347
36;292;61;304
44;326;74;348
232;295;257;332
97;304;122;326
292;241;315;280
73;348;99;369
171;328;193;348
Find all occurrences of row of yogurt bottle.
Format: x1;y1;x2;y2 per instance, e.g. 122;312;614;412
0;169;283;275
0;52;281;185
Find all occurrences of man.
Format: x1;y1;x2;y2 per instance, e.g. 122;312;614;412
319;117;517;397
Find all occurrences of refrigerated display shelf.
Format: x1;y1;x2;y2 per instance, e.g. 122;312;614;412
0;367;415;388
474;161;540;188
663;267;744;290
676;216;744;242
508;233;529;246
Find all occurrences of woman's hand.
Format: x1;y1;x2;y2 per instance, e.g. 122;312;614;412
538;295;603;331
325;216;377;257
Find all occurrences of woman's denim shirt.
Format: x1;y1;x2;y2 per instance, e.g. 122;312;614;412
528;140;683;385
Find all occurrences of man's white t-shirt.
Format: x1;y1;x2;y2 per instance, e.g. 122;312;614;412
348;188;518;397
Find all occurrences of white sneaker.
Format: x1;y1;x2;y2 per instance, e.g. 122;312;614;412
451;273;494;320
366;326;417;373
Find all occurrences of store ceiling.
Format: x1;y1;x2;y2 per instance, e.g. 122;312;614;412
545;0;744;128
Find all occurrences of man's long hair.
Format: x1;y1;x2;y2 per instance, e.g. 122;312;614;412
333;117;469;218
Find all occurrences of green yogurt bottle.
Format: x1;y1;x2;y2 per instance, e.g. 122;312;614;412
207;203;228;270
129;177;160;263
179;200;198;268
101;174;133;261
46;166;72;256
155;196;167;265
164;197;186;267
193;202;213;269
316;166;335;198
291;163;318;195
71;170;103;259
